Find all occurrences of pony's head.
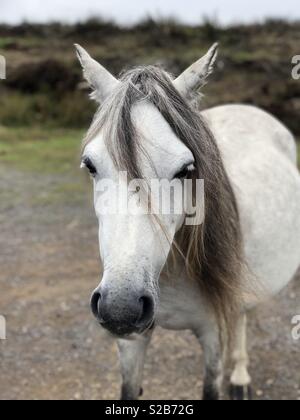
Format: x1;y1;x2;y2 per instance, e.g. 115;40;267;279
76;44;242;338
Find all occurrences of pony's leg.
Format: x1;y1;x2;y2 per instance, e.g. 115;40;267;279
229;313;252;400
117;330;152;400
197;328;225;400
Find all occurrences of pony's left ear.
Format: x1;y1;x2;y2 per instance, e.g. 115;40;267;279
75;44;119;103
173;43;218;99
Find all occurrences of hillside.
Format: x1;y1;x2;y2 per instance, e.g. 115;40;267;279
0;18;300;137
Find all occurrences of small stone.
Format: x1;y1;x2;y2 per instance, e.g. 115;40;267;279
60;302;70;311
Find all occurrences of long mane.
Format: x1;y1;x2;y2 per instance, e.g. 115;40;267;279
83;65;244;338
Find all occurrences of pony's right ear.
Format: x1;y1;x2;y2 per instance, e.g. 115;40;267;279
75;44;119;103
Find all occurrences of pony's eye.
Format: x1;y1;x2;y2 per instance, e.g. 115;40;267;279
81;157;97;177
174;164;195;180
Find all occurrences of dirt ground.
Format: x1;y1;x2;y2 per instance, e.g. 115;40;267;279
0;165;299;401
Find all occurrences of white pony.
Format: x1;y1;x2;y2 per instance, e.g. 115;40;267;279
76;43;300;400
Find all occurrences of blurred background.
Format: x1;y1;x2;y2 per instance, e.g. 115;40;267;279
0;0;299;400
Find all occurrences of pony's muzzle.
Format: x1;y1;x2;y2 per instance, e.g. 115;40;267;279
90;287;155;336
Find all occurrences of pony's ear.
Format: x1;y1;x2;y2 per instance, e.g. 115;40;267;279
173;43;218;99
75;44;119;103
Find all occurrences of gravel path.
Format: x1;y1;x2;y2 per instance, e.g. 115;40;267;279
0;167;299;400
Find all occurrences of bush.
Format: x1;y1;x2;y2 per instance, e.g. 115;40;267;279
0;92;36;125
7;60;79;93
57;91;96;127
200;16;221;42
66;18;121;40
0;90;96;127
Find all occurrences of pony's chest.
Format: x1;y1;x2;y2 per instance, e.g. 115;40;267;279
156;276;211;331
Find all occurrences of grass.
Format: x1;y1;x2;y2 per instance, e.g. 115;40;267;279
0;37;16;48
0;126;85;174
0;127;299;175
0;125;298;179
0;126;298;212
0;126;92;207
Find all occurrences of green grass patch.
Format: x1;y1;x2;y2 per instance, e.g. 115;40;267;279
30;181;89;207
0;126;85;174
0;37;17;48
0;91;96;128
0;126;92;207
0;127;299;175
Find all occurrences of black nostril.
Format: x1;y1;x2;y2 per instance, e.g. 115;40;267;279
135;295;154;328
91;291;102;320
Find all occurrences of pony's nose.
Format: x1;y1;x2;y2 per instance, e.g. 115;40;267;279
90;287;154;336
